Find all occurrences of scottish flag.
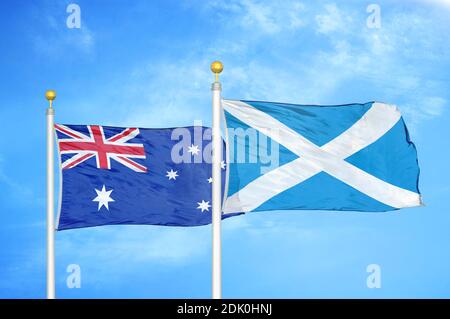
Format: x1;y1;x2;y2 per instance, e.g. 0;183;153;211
222;100;422;213
55;124;236;230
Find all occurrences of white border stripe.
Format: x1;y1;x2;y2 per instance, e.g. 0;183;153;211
108;128;140;143
61;151;95;169
55;124;91;140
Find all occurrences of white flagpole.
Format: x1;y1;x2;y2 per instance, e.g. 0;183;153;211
211;61;223;299
45;90;56;299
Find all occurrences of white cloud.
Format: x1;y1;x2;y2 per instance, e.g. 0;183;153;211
315;3;351;34
310;4;449;127
402;96;447;129
124;2;448;131
121;58;213;128
419;0;450;8
30;5;95;57
205;0;306;34
33;24;94;56
57;226;211;265
424;97;447;117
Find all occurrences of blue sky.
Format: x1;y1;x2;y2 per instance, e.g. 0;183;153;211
0;0;450;298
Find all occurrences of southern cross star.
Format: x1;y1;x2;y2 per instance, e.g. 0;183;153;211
197;200;211;212
188;144;200;156
166;169;179;180
93;185;114;211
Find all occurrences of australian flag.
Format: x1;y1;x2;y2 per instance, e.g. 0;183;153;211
55;124;236;230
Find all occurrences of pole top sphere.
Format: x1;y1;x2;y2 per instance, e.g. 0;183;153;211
45;90;57;101
210;61;223;75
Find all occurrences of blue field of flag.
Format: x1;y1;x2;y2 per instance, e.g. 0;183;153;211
55;124;236;230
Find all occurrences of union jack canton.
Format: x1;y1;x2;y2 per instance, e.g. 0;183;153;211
55;124;147;172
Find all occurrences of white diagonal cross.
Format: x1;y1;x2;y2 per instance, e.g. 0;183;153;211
222;100;422;213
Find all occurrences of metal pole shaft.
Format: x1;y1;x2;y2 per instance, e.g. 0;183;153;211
46;106;55;299
211;80;222;299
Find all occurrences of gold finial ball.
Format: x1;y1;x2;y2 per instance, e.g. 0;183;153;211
210;61;223;74
45;90;56;101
